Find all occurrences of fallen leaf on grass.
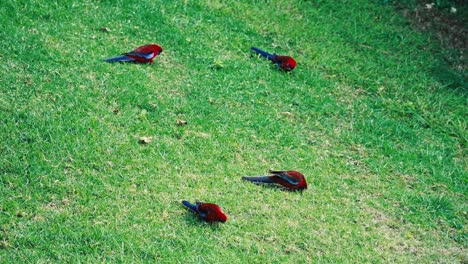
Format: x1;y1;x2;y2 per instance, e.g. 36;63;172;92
359;44;373;49
198;132;209;138
176;119;188;126
16;211;27;218
139;136;152;144
33;215;45;222
0;240;10;249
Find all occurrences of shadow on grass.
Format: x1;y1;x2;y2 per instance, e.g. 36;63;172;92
391;0;467;91
244;182;306;193
181;213;225;228
430;63;466;91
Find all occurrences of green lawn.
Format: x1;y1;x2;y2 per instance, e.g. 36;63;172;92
1;0;466;263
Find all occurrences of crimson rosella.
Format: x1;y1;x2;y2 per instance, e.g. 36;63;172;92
105;44;162;63
182;200;227;223
251;47;296;71
242;170;307;191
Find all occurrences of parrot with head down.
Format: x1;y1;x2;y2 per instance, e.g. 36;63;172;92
242;170;307;191
182;200;227;223
105;44;162;63
251;47;296;72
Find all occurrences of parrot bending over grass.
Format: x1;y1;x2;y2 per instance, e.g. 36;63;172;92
182;200;227;223
251;47;296;71
242;170;307;191
105;44;162;63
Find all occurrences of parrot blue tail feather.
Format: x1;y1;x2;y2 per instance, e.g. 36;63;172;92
242;176;274;184
182;201;197;213
251;47;273;60
104;56;135;62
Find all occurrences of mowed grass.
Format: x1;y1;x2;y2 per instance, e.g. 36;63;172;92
0;0;466;263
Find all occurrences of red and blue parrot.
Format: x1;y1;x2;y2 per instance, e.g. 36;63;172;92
105;44;162;63
182;200;227;223
242;170;307;191
251;47;296;71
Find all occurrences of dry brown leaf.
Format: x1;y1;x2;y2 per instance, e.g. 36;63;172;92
33;215;45;222
0;240;10;249
16;211;27;218
176;119;188;126
139;136;152;144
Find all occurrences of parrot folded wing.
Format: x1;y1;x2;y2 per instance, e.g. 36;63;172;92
124;51;155;59
276;174;300;185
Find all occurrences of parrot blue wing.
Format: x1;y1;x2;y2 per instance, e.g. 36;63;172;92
195;202;207;218
124;51;155;59
276;173;300;185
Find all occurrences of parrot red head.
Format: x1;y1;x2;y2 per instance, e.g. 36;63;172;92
283;57;297;71
215;209;228;223
150;44;163;55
